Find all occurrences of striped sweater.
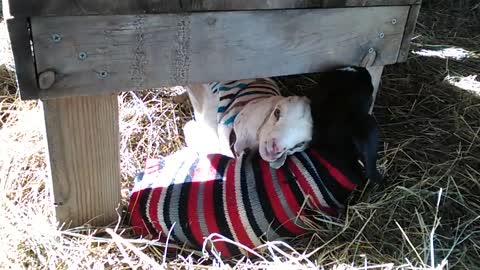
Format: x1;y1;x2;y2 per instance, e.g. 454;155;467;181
128;148;362;257
209;79;282;153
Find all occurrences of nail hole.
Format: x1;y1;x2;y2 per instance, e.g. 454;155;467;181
392;19;397;25
379;32;385;39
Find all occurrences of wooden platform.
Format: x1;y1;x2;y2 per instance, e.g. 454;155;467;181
8;0;421;16
4;0;421;227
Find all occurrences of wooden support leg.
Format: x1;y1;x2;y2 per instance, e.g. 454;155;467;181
367;66;384;114
42;94;121;227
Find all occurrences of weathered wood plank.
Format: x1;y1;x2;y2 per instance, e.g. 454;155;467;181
367;65;384;114
8;0;420;16
6;18;39;99
397;4;421;62
42;94;120;227
31;6;409;99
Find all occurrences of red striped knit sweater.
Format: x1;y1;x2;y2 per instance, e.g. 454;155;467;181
128;148;361;257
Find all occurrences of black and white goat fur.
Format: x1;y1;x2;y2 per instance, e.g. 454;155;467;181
305;66;383;184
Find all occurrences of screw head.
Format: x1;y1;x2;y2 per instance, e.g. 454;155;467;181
392;19;397;25
78;52;88;60
97;70;109;79
51;34;62;42
379;32;385;39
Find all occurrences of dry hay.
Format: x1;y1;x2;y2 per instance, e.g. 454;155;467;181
0;1;479;269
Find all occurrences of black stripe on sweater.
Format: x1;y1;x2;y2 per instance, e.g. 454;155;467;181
281;165;305;207
220;90;277;113
163;160;187;242
251;154;295;237
219;88;278;101
138;188;157;236
223;80;239;86
316;149;363;186
179;158;201;248
213;156;241;255
304;151;352;205
240;154;265;240
295;152;339;208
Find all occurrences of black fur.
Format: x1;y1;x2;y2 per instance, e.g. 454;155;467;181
306;66;383;184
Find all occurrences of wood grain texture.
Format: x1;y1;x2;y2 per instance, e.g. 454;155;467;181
8;0;420;16
367;65;384;114
397;4;421;62
42;94;120;227
6;18;39;99
31;6;409;99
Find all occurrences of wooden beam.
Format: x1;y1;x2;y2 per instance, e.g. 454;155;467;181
42;94;120;227
367;66;384;114
6;18;39;99
30;6;409;99
397;4;421;62
8;0;421;16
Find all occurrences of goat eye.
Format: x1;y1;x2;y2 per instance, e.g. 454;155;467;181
274;108;281;120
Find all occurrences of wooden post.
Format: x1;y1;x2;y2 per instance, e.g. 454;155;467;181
367;66;384;114
42;94;121;227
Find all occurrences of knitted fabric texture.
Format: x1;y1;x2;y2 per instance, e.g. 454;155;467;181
209;79;282;154
128;148;361;257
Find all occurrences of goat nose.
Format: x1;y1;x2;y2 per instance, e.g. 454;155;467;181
271;139;281;154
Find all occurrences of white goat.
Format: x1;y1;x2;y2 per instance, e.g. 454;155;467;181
184;78;313;168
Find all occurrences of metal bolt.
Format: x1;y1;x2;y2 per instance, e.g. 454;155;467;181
51;34;62;42
362;48;377;67
391;18;397;25
78;52;88;60
98;70;109;79
379;32;385;39
38;70;56;90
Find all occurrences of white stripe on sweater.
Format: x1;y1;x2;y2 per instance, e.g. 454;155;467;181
235;155;262;247
291;156;330;209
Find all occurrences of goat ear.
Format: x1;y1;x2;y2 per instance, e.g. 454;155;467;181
352;115;383;184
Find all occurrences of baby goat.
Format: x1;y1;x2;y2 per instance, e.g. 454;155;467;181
305;66;383;183
184;78;312;168
129;67;385;257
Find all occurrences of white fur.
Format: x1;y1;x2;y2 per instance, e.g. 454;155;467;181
338;66;357;72
183;83;226;154
184;82;313;168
